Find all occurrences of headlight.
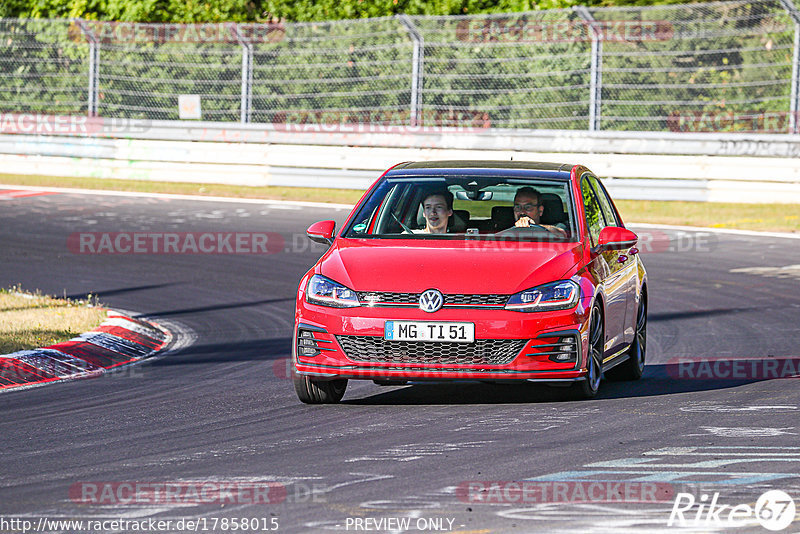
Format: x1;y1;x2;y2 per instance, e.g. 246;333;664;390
306;275;360;308
505;280;580;312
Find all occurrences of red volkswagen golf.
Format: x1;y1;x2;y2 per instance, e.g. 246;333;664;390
293;161;647;403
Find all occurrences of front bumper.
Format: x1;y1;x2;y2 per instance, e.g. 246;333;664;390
293;300;591;382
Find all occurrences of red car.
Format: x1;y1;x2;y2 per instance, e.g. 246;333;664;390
292;161;647;403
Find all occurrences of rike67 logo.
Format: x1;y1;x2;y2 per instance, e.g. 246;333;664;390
668;490;796;531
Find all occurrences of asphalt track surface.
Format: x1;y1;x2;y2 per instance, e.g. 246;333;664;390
1;189;799;534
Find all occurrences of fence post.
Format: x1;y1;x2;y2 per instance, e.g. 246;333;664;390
232;24;253;124
397;15;424;127
575;7;602;132
778;0;800;134
75;19;99;117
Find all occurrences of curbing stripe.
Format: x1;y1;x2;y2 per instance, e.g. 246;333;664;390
104;314;169;341
93;325;164;350
78;331;154;359
0;310;171;392
5;349;100;378
101;317;168;340
47;340;136;369
0;359;58;385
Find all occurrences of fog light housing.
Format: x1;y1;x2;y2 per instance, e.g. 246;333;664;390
297;328;321;357
548;336;578;364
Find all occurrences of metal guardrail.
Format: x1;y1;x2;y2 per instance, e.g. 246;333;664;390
1;122;799;202
4;116;800;156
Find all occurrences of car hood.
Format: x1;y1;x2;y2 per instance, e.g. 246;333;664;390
318;239;584;295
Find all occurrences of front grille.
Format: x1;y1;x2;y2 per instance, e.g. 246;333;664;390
336;336;527;365
358;292;418;305
357;291;507;307
447;293;508;306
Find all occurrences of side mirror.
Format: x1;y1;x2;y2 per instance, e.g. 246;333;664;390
307;220;335;246
596;226;637;252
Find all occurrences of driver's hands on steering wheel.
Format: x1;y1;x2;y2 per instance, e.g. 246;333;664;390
514;216;540;228
515;216;567;237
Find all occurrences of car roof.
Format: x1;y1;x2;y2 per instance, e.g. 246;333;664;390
385;160;576;180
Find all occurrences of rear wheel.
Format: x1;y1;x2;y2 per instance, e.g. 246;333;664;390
574;303;603;399
606;296;647;382
293;368;347;404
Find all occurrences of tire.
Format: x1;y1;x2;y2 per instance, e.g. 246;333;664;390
606;296;647;382
293;369;347;404
573;303;603;399
373;379;408;386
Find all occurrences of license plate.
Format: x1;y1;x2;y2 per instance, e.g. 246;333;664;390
384;321;474;342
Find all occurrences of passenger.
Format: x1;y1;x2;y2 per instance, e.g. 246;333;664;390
420;190;454;234
513;186;568;238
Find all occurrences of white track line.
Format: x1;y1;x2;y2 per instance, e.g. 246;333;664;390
0;183;354;210
3;183;798;239
629;222;800;240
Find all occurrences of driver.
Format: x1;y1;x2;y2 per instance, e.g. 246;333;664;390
513;187;568;238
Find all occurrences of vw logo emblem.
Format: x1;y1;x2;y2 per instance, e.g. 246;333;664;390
419;289;444;313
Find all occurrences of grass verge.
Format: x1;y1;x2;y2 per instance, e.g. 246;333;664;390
0;173;366;205
615;200;799;233
0;173;797;233
0;287;107;354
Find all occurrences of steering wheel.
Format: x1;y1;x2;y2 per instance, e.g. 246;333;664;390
390;212;415;234
496;224;548;236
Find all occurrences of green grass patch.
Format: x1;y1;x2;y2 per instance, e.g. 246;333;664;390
1;173;798;233
0;173;366;205
0;286;107;354
615;200;799;233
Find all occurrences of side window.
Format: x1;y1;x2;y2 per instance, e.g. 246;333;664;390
588;175;619;227
581;178;606;247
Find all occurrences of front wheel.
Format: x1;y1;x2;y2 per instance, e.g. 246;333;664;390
606;296;646;382
293;369;347;404
573;303;603;399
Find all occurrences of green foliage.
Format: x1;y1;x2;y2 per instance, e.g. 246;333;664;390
3;0;264;22
3;0;607;23
0;0;794;133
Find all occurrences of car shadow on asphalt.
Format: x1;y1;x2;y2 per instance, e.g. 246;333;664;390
135;297;296;318
150;337;292;365
344;362;774;405
66;282;181;301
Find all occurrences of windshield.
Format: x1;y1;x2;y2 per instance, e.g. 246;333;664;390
343;175;576;241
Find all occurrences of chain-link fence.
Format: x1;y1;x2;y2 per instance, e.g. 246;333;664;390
1;0;799;133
